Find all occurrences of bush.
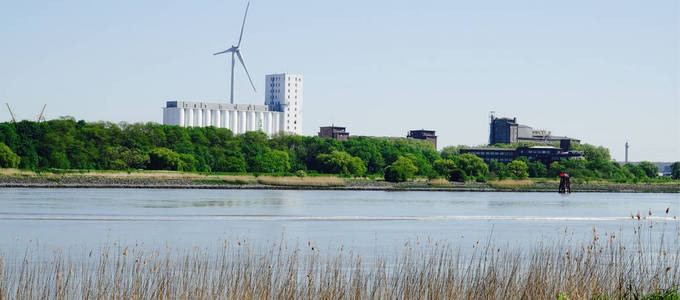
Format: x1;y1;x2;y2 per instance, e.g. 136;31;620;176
507;160;529;179
672;162;680;180
109;159;128;170
148;148;183;171
0;142;20;168
384;156;418;182
317;150;366;176
455;153;488;180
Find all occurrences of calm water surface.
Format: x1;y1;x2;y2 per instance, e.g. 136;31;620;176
0;188;677;255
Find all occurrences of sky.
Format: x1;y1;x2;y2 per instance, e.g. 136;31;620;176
0;0;678;161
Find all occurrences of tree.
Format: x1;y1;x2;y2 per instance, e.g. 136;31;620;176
527;161;547;178
548;161;564;177
148;147;183;171
317;150;367;176
507;160;529;179
580;144;611;162
384;156;418;182
489;160;508;179
623;163;647;180
455;153;488;181
433;159;457;179
251;149;290;173
439;145;461;160
637;161;658;178
0;142;20;168
671;162;680;179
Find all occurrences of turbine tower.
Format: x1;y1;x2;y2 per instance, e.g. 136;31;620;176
214;1;257;104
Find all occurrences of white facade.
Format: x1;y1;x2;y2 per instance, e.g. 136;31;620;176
163;73;303;136
163;101;284;136
265;73;303;135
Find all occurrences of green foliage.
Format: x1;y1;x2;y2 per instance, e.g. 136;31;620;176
439;145;461;160
433;159;456;178
384;156;418;182
638;161;658;178
455;153;488;181
251;149;290;173
317;150;366;176
1;119;676;184
148;148;184;171
489;160;508;180
548;161;564;177
624;163;647;181
527;161;547;178
672;162;680;180
579;144;611;161
0;142;20;168
295;170;306;178
506;160;529;179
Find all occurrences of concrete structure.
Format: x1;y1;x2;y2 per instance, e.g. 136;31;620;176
162;101;283;135
319;126;349;140
265;73;303;135
461;144;583;166
407;129;437;149
163;73;303;136
489;114;580;146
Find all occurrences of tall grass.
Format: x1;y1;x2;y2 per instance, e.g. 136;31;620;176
488;179;535;189
1;223;677;299
256;176;345;187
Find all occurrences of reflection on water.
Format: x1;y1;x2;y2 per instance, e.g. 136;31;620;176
0;188;677;254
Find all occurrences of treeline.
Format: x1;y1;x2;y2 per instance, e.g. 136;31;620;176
0;119;677;183
0;119;447;181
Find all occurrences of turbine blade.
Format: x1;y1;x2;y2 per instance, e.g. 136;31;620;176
237;1;250;47
213;49;233;55
236;50;257;92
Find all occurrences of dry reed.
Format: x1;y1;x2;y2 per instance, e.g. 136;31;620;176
0;223;677;299
489;179;535;189
256;176;345;187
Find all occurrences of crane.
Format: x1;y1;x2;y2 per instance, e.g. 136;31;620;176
5;103;16;123
37;104;46;123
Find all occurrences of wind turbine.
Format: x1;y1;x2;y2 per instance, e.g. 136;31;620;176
214;1;257;104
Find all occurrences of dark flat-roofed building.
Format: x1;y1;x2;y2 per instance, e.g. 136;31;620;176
461;142;583;166
407;129;437;149
489;114;580;146
319;126;349;141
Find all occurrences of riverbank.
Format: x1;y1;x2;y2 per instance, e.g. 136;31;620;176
0;169;678;192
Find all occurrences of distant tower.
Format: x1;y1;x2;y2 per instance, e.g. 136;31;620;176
265;73;303;135
488;111;496;145
625;141;629;163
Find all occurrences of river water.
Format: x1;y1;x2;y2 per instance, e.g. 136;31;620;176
0;188;677;256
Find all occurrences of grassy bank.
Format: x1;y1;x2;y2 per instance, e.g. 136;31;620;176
0;168;678;192
0;223;677;299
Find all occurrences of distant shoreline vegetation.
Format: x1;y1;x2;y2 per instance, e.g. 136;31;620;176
0;118;678;184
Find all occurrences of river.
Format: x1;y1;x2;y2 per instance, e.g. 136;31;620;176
0;188;677;256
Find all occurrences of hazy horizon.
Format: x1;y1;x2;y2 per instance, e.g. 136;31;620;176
1;0;678;161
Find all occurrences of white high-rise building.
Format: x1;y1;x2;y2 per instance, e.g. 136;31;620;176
265;73;303;135
162;73;303;136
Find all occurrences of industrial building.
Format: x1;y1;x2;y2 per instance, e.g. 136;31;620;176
461;142;583;166
407;129;437;148
318;126;349;140
489;115;580;146
163;73;303;135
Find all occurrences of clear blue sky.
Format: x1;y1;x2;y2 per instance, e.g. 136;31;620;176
1;0;678;161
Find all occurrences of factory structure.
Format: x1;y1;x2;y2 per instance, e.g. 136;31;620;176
162;73;303;135
489;114;580;146
460;114;584;165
